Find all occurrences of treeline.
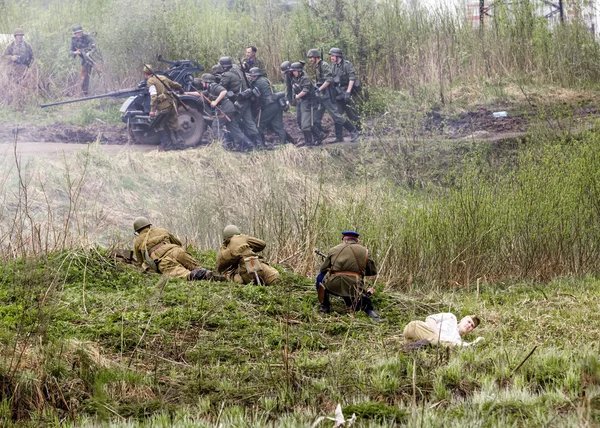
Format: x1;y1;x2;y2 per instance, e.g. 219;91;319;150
2;0;600;105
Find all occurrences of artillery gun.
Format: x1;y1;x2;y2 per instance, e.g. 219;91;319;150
41;57;210;147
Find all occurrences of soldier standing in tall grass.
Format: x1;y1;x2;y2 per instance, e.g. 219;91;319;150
69;24;96;96
4;28;34;78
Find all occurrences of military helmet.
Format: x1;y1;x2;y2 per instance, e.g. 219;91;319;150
211;64;224;75
290;62;303;71
143;64;153;74
306;49;320;58
133;216;151;232
72;24;83;33
201;73;216;83
222;224;241;240
13;28;24;36
219;56;233;68
329;47;343;57
248;67;262;77
280;61;291;72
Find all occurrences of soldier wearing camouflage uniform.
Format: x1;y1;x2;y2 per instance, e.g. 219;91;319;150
291;62;324;147
307;49;359;143
317;230;383;321
219;56;261;148
144;64;185;151
191;73;251;151
241;45;265;75
248;67;294;147
5;28;34;77
133;217;225;282
216;225;279;285
330;48;362;134
70;24;96;95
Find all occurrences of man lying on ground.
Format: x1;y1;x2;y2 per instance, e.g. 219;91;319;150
403;313;483;348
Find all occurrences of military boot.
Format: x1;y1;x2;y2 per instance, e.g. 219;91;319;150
334;124;344;143
343;120;360;142
366;309;386;323
171;130;186;150
298;131;312;147
283;132;296;145
157;130;171;152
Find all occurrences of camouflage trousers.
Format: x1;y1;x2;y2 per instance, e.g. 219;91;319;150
157;247;202;279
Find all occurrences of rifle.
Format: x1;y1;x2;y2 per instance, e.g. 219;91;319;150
314;249;327;259
149;70;190;112
238;58;251;90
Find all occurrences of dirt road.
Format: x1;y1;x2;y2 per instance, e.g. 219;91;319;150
0;141;156;160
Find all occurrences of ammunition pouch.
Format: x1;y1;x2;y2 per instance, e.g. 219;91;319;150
226;91;237;101
252;87;261;98
275;92;288;111
233;100;243;112
240;88;253;100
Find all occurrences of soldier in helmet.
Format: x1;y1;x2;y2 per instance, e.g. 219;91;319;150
290;61;325;147
4;28;34;76
216;225;279;285
211;64;224;84
144;64;186;152
133;217;226;282
70;24;96;95
307;49;359;143
281;60;302;132
241;45;265;75
248;67;294;147
317;230;384;322
219;56;262;148
188;73;252;151
329;47;362;134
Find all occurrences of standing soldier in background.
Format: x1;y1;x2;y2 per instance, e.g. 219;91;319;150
216;225;279;285
144;64;185;152
291;61;324;147
211;64;224;83
4;28;34;80
281;60;302;132
219;56;261;148
307;49;359;143
241;45;264;75
248;67;294;147
330;47;362;134
133;217;226;282
188;73;252;151
70;24;96;95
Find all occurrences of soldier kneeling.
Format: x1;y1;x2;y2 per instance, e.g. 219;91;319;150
216;225;279;285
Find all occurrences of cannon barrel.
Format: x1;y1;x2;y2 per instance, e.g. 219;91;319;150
40;87;147;108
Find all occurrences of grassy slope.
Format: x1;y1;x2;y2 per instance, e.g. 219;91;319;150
1;249;599;427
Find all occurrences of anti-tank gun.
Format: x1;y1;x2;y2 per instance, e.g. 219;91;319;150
41;57;211;148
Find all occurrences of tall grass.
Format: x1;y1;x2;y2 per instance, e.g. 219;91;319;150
2;0;600;108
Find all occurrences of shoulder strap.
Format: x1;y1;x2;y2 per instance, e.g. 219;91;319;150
348;244;368;273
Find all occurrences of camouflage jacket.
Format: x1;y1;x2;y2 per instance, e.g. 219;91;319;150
5;40;34;66
220;65;248;93
146;74;182;112
70;33;95;61
319;242;377;297
216;234;267;274
134;227;183;267
331;59;356;89
242;56;265;74
292;72;315;99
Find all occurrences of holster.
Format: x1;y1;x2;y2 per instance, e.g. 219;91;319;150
317;284;325;303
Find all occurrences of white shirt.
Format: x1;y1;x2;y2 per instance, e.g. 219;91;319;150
426;313;462;344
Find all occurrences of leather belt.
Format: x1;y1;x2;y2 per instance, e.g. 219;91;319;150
149;242;166;256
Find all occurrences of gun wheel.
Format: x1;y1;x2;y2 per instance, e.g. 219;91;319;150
177;106;207;148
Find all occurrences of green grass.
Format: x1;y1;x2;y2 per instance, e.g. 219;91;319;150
1;249;599;426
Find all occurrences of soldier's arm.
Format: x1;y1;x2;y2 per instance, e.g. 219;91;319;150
345;62;356;93
285;77;293;102
216;246;239;272
26;43;34;65
319;254;333;274
318;62;333;91
70;38;78;57
365;257;377;276
147;78;159;113
247;237;266;253
84;34;96;52
133;245;143;268
169;79;184;93
168;233;183;247
5;42;13;56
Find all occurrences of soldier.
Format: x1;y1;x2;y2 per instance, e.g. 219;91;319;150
4;28;34;76
144;64;185;152
307;49;359;143
330;47;362;134
248;67;294;147
70;24;96;95
188;73;252;151
241;45;265;75
133;217;226;281
219;56;261;148
216;225;279;285
317;230;383;321
281;60;302;131
291;61;324;147
211;64;224;84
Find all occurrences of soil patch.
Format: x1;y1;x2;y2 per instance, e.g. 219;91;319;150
1;123;129;145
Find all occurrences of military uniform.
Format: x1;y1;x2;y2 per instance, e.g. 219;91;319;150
203;80;250;150
318;236;377;313
146;69;184;151
70;30;96;95
134;227;204;279
292;70;324;146
281;62;302;131
242;56;265;74
250;73;292;145
220;64;260;143
331;58;361;128
216;234;279;285
5;39;34;67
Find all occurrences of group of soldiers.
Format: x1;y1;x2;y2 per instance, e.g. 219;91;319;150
132;218;383;321
145;45;363;151
4;25;97;94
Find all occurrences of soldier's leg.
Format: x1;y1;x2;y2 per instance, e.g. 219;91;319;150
166;108;185;150
259;263;279;285
344;100;361;130
225;116;252;151
169;247;201;271
403;321;437;344
263;104;287;145
239;101;260;140
80;65;91;96
298;100;314;147
322;96;345;143
295;99;302;130
157;255;192;279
